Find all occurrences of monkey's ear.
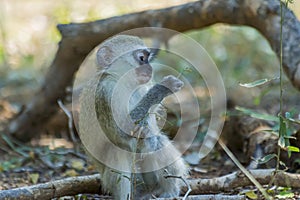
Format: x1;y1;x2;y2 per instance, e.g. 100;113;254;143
96;46;113;68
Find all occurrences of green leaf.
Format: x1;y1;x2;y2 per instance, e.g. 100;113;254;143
29;173;39;184
284;135;296;140
64;169;78;177
245;190;258;199
0;134;27;157
71;159;85;171
0;161;16;172
279;116;287;137
239;77;278;88
1;134;15;150
235;106;279;121
276;186;291;191
285;117;300;125
278;136;286;148
279;160;287;168
287;146;300;152
276;191;294;199
257;154;277;164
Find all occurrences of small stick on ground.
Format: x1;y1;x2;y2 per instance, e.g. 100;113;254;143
57;99;77;143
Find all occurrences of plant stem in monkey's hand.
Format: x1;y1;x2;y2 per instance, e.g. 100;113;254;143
129;84;173;127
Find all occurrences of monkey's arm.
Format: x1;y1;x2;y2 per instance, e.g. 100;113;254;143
130;75;183;124
130;84;171;123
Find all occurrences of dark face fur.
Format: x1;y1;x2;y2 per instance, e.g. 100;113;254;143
134;49;153;84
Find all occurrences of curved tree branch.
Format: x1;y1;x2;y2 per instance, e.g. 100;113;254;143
0;169;299;199
7;0;300;141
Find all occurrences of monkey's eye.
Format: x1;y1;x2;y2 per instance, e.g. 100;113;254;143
134;50;150;64
138;53;145;61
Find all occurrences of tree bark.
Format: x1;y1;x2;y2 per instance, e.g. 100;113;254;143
1;169;299;199
7;0;300;141
0;174;101;200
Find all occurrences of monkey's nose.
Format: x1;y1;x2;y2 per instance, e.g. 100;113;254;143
139;63;152;73
135;64;153;84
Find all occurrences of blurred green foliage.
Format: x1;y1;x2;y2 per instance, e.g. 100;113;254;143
188;26;279;86
0;1;299;103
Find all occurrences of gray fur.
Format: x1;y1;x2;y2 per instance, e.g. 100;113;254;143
79;35;187;199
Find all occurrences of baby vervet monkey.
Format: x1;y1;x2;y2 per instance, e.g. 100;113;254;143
79;35;187;199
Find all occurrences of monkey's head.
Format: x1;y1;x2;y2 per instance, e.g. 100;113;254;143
97;35;153;84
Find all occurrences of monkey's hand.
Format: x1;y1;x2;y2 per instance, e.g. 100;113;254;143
130;75;183;137
160;75;184;93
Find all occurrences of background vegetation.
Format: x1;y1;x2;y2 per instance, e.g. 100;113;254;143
1;0;300;106
0;0;300;196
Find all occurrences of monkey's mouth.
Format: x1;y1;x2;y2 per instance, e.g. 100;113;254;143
137;74;152;84
135;64;153;84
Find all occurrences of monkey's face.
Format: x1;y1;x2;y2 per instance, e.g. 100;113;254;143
133;49;153;84
96;35;155;85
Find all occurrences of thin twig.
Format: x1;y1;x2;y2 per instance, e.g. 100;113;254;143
57;99;77;143
218;139;271;200
164;172;191;200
